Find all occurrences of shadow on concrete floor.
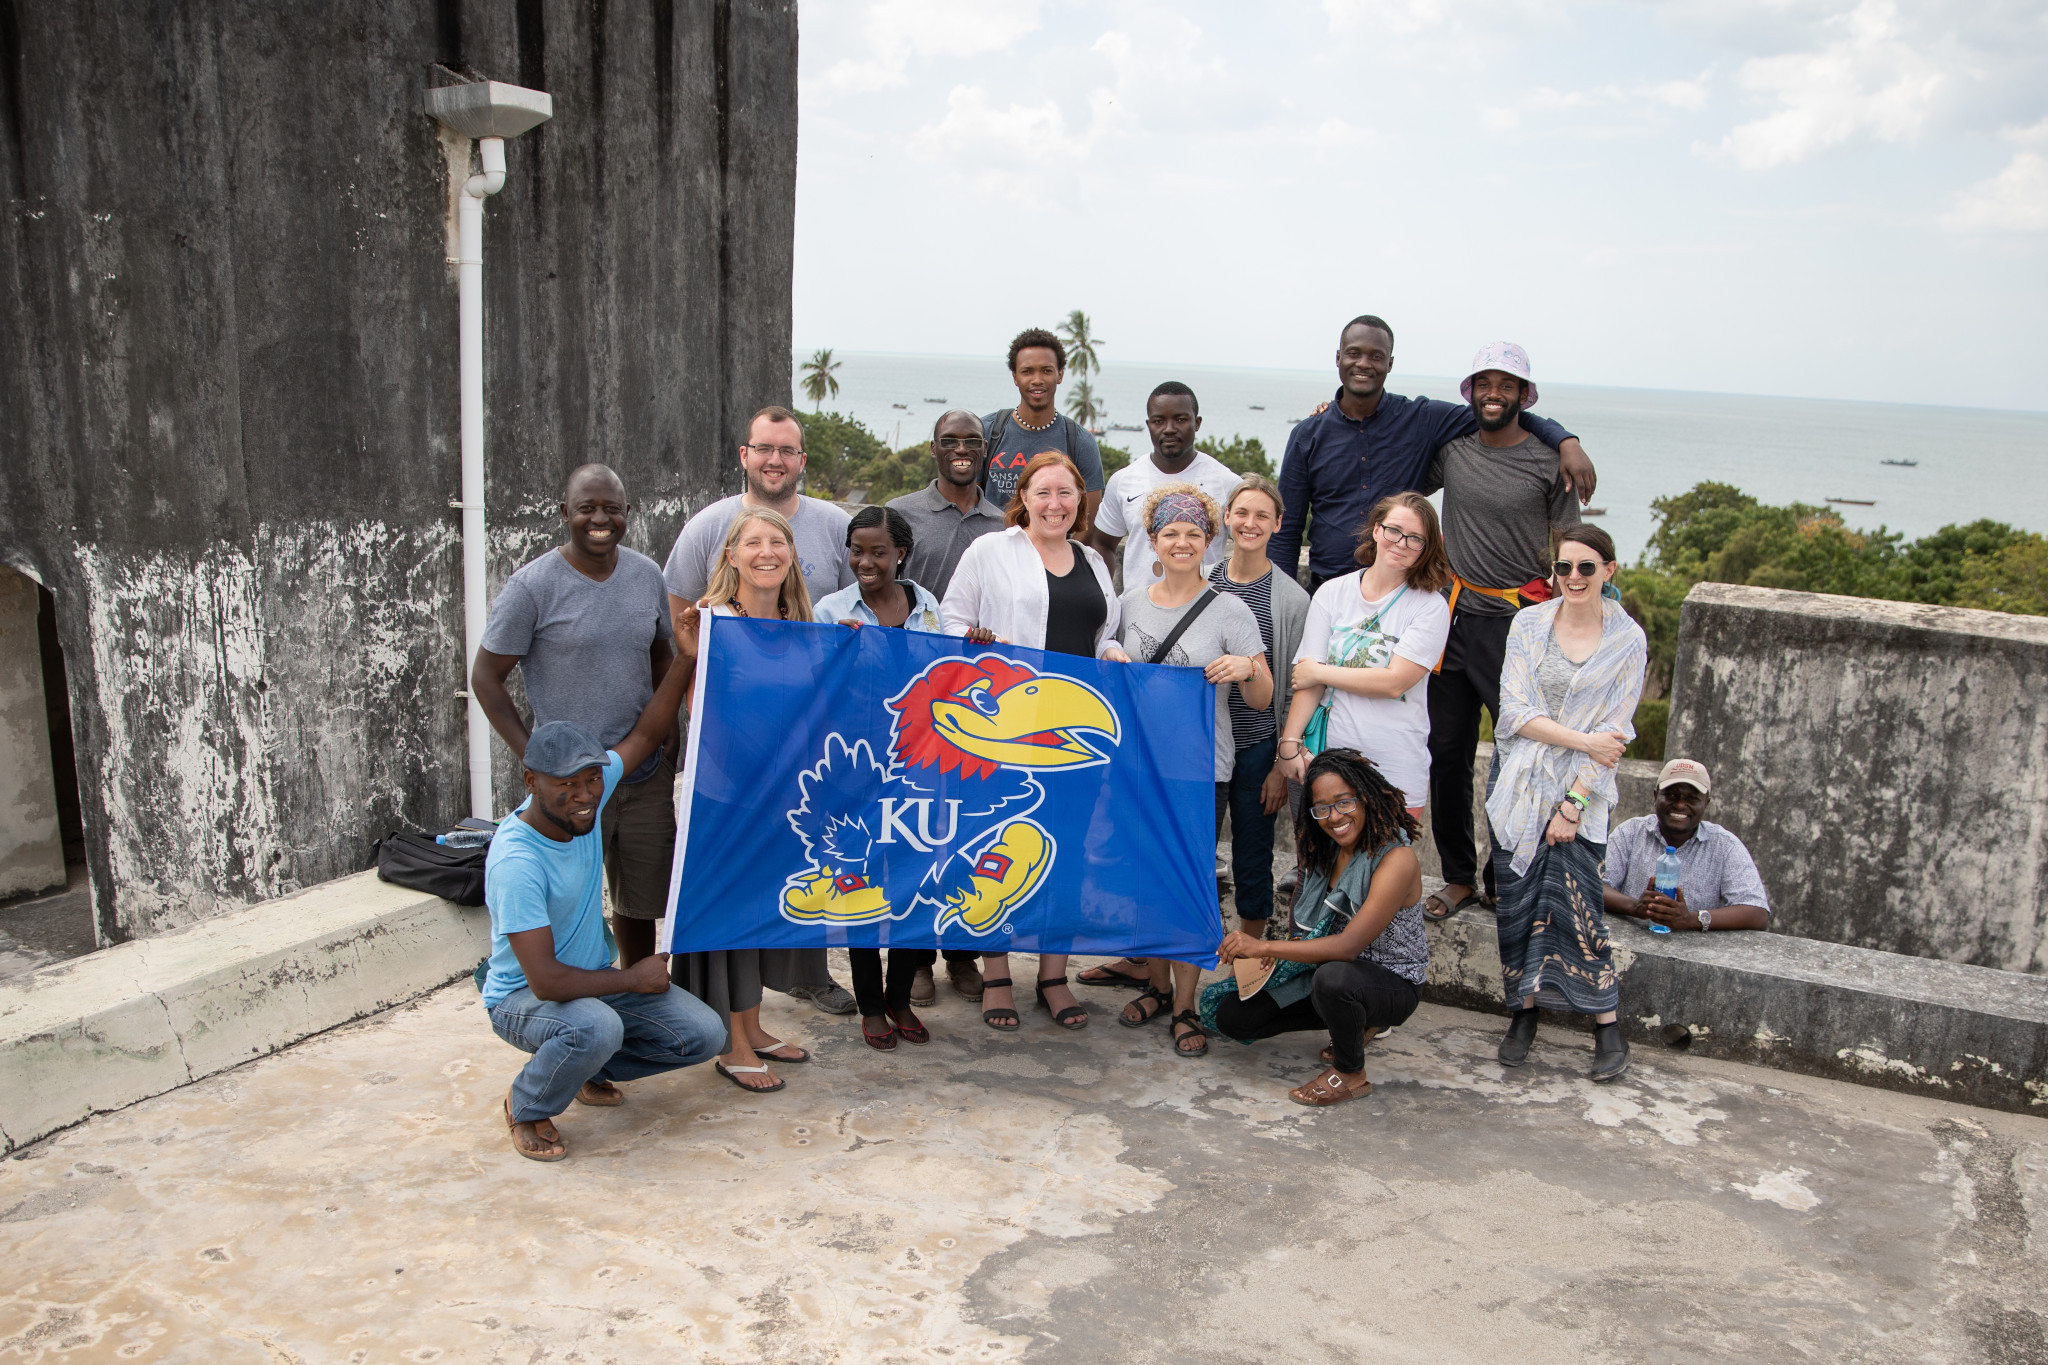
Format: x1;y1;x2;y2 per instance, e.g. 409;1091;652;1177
0;862;94;983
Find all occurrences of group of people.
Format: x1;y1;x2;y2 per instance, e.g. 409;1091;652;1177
471;319;1772;1162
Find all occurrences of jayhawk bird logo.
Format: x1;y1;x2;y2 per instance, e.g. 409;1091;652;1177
779;653;1120;937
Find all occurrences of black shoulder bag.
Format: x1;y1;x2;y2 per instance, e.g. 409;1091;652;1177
1149;588;1220;664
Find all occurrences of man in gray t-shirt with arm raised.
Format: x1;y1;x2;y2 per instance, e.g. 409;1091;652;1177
473;464;678;970
1419;342;1582;921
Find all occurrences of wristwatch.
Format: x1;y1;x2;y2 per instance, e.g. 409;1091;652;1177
1696;907;1712;932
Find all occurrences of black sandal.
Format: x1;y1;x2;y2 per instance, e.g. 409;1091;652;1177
1170;1010;1209;1058
1119;984;1171;1028
1035;976;1089;1030
980;977;1019;1031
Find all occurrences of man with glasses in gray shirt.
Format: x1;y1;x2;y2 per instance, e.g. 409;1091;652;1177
887;409;1007;599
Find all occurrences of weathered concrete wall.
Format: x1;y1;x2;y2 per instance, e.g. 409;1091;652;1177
0;568;67;900
0;2;797;941
1666;583;2048;974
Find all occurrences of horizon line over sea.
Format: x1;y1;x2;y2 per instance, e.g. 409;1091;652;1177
798;349;2048;566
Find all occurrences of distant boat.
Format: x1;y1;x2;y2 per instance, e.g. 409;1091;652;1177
1288;417;1301;424
924;397;947;403
1108;422;1141;431
1827;497;1876;506
1582;508;1607;517
892;402;908;410
1880;459;1917;467
1249;404;1265;411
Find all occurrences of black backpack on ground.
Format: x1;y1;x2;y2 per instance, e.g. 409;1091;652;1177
374;830;488;906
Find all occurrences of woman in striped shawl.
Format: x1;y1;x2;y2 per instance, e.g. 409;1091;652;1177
1484;525;1646;1082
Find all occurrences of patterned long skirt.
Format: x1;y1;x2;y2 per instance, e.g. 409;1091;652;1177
1492;835;1617;1014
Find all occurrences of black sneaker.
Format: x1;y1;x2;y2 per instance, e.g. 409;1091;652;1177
1590;1021;1630;1082
1497;1009;1538;1066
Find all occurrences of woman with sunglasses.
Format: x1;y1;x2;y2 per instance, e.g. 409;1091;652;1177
1276;492;1452;820
1485;524;1646;1082
1207;748;1428;1106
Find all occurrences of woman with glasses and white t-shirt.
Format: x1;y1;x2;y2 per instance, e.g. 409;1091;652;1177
1276;491;1453;820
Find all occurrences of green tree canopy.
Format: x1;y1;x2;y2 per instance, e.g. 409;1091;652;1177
1195;434;1274;480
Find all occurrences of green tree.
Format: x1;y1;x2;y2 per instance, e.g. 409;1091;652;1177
1057;310;1103;378
1896;520;2036;605
855;443;939;506
1954;534;2048;615
798;410;884;501
1067;378;1102;430
1098;441;1132;478
798;348;841;408
1195;434;1274;479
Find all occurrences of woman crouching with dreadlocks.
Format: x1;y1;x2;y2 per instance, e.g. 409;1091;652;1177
1205;747;1430;1106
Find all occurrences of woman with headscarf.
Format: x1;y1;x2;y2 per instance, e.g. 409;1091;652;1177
1485;524;1646;1082
940;451;1121;1033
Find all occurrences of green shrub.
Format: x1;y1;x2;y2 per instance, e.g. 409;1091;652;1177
1626;698;1669;762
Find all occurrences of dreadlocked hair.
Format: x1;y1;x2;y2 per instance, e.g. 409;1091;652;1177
1294;747;1421;880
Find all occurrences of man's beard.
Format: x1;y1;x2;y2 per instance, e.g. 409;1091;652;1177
1476;400;1522;433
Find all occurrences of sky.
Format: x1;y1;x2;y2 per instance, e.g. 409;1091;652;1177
792;0;2048;412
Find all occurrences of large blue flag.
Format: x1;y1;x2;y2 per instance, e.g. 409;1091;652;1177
661;615;1222;966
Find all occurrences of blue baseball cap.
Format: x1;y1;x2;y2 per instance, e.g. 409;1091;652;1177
523;721;609;778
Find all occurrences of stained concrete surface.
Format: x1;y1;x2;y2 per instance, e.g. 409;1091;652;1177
3;962;2043;1364
0;864;94;986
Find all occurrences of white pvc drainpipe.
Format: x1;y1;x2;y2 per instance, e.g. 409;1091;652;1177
457;136;507;819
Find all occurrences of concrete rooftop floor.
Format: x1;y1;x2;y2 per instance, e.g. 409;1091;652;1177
3;955;2045;1365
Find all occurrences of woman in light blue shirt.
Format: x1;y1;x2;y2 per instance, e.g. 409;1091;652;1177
813;506;952;634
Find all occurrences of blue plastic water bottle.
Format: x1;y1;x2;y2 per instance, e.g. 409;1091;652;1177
437;828;495;849
1649;845;1682;934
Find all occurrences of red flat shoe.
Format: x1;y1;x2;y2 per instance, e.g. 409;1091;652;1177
860;1015;898;1051
887;1006;930;1046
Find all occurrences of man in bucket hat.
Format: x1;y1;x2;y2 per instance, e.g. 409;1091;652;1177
1420;342;1587;922
480;613;727;1163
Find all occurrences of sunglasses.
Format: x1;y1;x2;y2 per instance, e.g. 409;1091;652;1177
1553;559;1603;578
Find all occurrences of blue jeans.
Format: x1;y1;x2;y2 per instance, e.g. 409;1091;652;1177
1224;736;1278;924
489;985;728;1123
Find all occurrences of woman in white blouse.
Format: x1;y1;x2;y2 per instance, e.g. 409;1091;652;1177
940;451;1121;1033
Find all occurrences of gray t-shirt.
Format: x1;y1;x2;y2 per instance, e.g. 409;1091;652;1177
480;546;673;762
661;494;854;608
981;410;1107;508
1425;432;1580;616
1117;586;1264;781
886;479;1007;599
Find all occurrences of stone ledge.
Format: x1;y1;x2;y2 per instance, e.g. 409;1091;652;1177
1422;906;2048;1114
0;871;490;1153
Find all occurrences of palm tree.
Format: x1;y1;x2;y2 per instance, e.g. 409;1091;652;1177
1057;311;1103;378
799;348;842;407
1066;377;1102;431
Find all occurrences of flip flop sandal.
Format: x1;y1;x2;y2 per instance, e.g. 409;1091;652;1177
1119;985;1172;1029
1289;1068;1372;1107
1424;889;1479;922
714;1061;786;1093
1077;959;1152;987
887;1007;931;1046
756;1042;810;1064
1319;1028;1380;1065
980;976;1020;1031
574;1079;625;1107
1170;1010;1209;1058
505;1091;567;1162
1035;976;1089;1030
860;1018;898;1051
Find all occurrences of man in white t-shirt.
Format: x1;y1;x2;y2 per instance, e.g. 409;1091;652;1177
1089;382;1244;588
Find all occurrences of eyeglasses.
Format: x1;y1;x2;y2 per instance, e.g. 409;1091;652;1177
935;436;986;453
1553;559;1602;578
1377;523;1426;552
1309;795;1360;820
745;443;804;460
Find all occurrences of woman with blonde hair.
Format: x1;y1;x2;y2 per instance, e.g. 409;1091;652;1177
940;450;1120;1032
670;507;822;1093
1277;491;1452;821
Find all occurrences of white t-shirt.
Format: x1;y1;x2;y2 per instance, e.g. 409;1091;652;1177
1095;452;1245;587
1294;573;1452;809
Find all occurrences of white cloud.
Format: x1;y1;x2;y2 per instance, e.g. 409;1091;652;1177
1706;0;1946;168
907;85;1096;166
819;0;1045;94
1943;150;2048;234
1322;0;1451;35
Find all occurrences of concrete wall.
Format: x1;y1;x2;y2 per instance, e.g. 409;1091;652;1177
1666;583;2048;974
0;568;67;900
0;2;797;942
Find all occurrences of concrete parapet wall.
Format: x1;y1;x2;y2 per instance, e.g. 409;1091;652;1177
0;568;66;900
1423;908;2048;1113
1666;583;2048;974
0;871;488;1154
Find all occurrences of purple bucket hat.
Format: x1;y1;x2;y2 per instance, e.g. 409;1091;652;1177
1459;341;1538;409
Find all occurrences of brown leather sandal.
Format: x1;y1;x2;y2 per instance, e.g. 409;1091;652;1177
1288;1068;1372;1107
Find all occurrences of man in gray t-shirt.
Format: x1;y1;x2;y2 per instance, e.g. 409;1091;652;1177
980;327;1106;521
473;464;678;968
1419;344;1582;918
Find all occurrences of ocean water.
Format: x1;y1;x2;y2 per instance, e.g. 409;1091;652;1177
795;350;2048;564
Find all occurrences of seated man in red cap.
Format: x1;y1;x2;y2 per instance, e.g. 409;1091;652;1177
1601;758;1771;932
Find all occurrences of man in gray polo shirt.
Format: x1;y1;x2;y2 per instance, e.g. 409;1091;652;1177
473;464;678;969
888;408;1006;599
1603;759;1771;932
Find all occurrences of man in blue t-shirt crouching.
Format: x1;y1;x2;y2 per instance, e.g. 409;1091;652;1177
481;627;723;1162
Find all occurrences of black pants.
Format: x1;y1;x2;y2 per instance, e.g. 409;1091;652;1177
848;948;936;1016
1211;958;1421;1073
1427;609;1513;892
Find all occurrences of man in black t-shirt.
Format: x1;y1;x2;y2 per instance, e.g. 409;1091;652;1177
982;327;1107;531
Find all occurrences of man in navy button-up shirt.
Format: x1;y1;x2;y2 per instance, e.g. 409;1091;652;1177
1268;317;1595;587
